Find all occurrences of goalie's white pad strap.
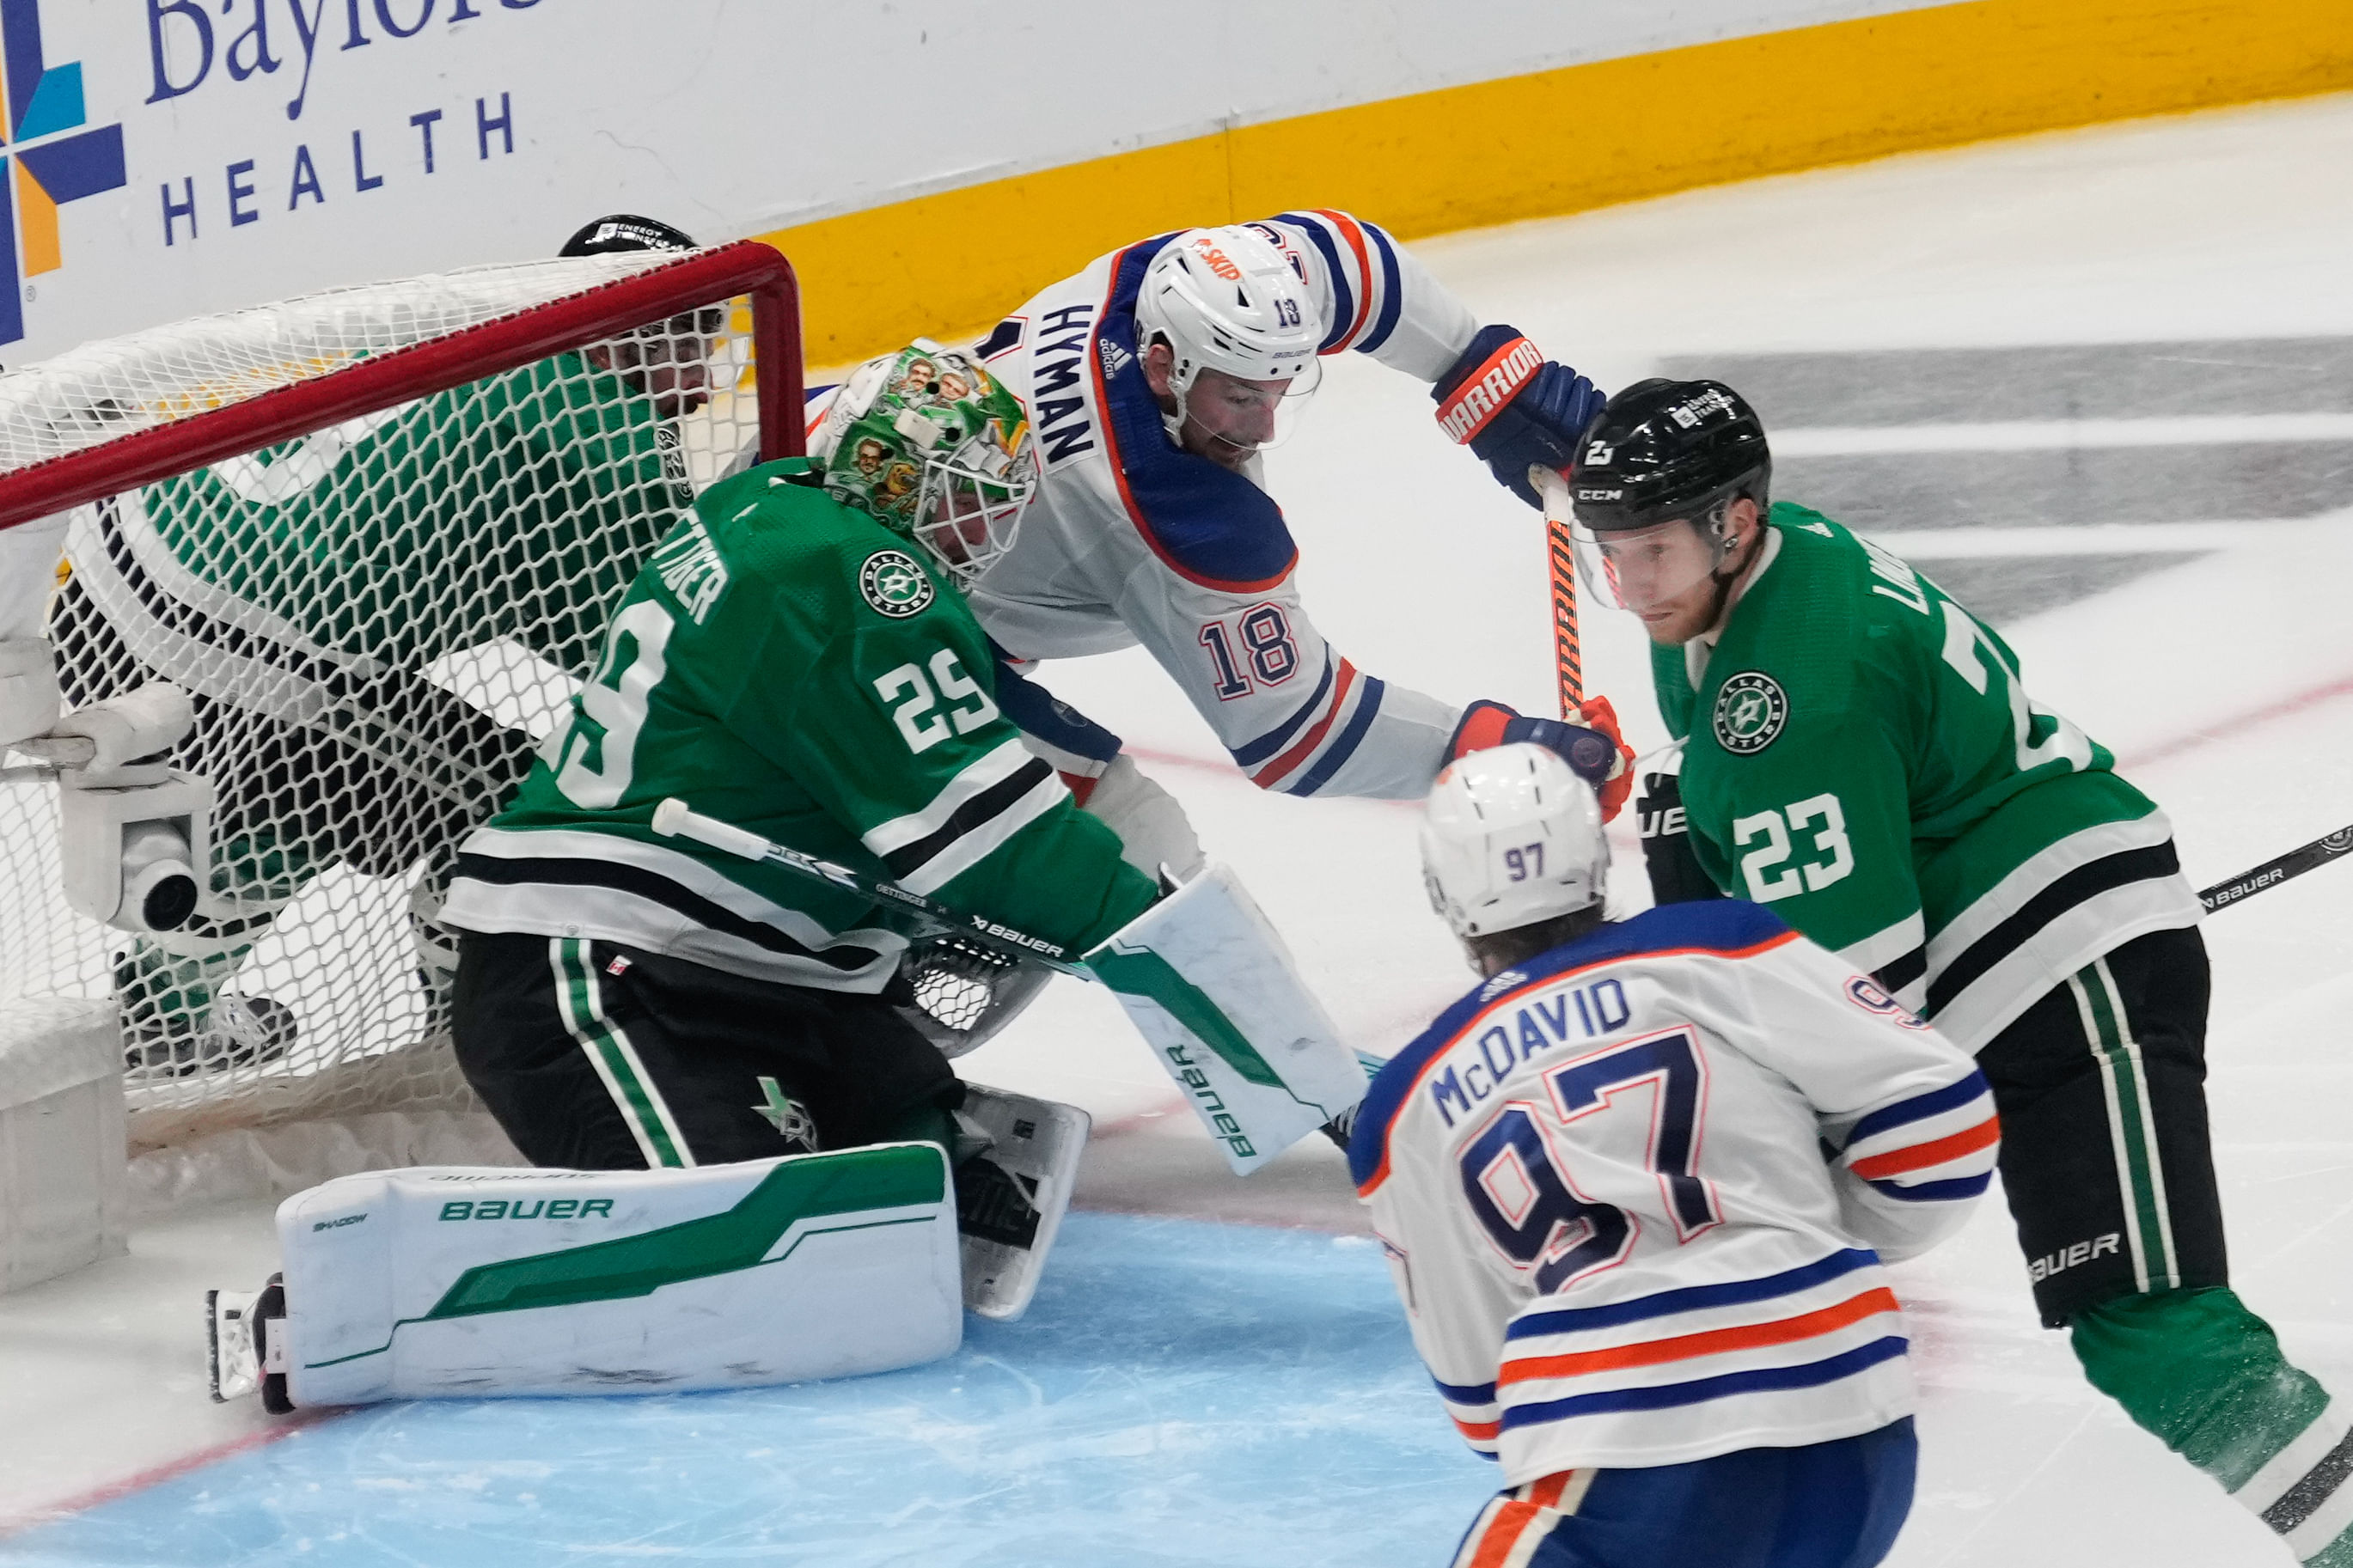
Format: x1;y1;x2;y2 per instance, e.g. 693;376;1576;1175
276;1146;961;1406
1085;863;1368;1175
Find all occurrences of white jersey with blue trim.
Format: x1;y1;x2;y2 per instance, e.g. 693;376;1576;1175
1349;901;1995;1480
957;212;1478;799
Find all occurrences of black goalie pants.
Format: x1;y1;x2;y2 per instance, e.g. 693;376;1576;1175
1973;924;2229;1327
450;930;962;1171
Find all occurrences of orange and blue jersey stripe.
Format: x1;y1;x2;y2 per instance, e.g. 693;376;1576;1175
1839;1074;1999;1203
1274;210;1407;357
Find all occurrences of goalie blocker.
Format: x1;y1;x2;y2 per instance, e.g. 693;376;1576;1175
209;1083;1085;1411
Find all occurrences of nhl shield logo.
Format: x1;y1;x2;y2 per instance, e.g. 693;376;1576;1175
859;549;934;618
1712;671;1788;754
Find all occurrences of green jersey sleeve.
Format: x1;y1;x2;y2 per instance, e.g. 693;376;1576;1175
136;352;688;674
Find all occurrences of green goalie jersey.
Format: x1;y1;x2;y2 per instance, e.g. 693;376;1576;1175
1650;503;2202;1052
442;458;1158;992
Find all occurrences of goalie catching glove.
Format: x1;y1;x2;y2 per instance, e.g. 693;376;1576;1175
1448;696;1634;821
1432;324;1607;509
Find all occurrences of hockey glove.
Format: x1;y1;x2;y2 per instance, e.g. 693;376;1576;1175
1635;757;1728;906
1447;696;1635;821
1432;324;1607;509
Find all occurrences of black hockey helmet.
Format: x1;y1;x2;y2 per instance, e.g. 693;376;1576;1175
1568;378;1770;533
559;214;699;257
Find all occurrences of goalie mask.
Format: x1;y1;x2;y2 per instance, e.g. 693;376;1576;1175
1421;742;1609;950
810;340;1038;587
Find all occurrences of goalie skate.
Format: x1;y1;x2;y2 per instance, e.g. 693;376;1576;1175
205;1272;290;1412
127;993;296;1079
954;1084;1089;1321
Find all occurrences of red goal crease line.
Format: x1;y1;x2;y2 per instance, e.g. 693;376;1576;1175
0;242;807;534
0;1411;334;1541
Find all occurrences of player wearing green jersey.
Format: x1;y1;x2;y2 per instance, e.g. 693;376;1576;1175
52;214;714;1074
440;343;1158;1173
1565;378;2353;1566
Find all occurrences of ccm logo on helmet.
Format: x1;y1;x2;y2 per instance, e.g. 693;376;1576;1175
1436;337;1544;443
1577;487;1623;502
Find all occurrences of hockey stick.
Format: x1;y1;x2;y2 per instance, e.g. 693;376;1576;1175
650;797;1089;976
1532;467;1584;714
2198;824;2353;913
654;796;1378;1168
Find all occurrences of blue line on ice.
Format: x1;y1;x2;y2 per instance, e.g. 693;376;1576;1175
0;1214;1489;1567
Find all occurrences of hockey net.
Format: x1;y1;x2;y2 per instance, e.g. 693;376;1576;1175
0;243;802;1159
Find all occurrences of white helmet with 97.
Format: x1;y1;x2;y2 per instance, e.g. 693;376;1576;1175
1134;225;1323;448
1421;742;1609;969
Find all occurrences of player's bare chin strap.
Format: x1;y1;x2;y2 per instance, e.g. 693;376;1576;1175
1701;534;1758;637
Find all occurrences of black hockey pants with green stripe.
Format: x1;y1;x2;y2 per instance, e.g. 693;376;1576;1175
1978;925;2353;1565
450;931;961;1172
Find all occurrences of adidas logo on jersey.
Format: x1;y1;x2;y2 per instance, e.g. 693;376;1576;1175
1477;968;1528;1001
1097;338;1133;378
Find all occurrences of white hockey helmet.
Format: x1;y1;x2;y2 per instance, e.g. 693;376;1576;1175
1134;225;1323;441
1421;742;1610;945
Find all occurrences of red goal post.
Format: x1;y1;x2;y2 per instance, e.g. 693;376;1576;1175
0;240;804;533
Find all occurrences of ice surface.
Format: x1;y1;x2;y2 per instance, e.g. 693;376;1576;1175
0;1217;1486;1566
4;90;2352;1565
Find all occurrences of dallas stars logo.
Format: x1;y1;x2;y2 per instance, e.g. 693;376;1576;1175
752;1076;817;1151
1712;671;1788;755
859;548;934;618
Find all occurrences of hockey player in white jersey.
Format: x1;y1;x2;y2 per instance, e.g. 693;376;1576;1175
1353;744;1997;1568
813;216;1629;875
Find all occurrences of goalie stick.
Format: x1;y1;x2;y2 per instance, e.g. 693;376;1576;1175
650;798;1086;974
2198;823;2353;913
651;797;1372;1174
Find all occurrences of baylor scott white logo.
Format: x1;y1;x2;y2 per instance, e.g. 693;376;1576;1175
1712;671;1788;754
859;550;933;618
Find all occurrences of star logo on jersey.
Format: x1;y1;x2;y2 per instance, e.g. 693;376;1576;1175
1712;671;1787;755
752;1075;818;1151
859;548;934;618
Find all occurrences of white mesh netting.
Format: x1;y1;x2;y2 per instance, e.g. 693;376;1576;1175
0;251;774;1155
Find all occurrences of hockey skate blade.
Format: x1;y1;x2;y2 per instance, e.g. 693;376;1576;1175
956;1083;1089;1321
205;1288;262;1403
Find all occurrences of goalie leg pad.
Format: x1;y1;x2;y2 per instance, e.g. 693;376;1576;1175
953;1083;1090;1321
260;1145;961;1407
1084;863;1370;1175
